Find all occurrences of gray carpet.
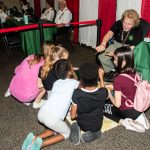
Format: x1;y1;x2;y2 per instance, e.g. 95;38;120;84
0;42;150;150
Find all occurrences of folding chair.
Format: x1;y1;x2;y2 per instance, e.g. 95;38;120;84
140;18;150;38
0;19;21;56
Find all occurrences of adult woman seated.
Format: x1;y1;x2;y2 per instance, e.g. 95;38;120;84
19;0;33;16
0;2;10;23
40;0;55;22
96;9;143;75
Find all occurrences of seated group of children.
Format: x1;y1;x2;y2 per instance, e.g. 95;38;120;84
4;43;150;150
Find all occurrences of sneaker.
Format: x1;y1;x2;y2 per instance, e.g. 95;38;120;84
120;118;145;132
33;99;47;109
81;131;101;143
24;102;31;106
4;89;11;97
22;132;34;150
29;137;42;150
135;113;150;130
69;122;80;145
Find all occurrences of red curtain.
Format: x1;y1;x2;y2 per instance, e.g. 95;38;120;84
66;0;79;43
98;0;116;42
34;0;41;18
141;0;150;36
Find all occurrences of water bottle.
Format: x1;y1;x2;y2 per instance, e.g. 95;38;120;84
24;15;28;24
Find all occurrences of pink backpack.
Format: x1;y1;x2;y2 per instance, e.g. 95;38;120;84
120;74;150;112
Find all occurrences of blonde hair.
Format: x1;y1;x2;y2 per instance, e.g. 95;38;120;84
58;0;66;5
41;46;69;79
28;42;55;69
121;9;140;27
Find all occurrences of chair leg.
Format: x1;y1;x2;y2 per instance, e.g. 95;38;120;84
5;44;11;57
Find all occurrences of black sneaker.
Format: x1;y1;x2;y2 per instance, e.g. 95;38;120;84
69;122;80;145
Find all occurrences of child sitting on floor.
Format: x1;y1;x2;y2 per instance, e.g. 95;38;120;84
33;46;69;108
22;59;79;150
4;42;53;105
69;63;108;144
101;46;150;132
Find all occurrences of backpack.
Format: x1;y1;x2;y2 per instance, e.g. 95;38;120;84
120;74;150;112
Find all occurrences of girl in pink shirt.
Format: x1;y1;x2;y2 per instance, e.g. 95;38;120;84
4;42;54;104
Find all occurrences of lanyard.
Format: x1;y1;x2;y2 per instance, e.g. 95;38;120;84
121;30;130;46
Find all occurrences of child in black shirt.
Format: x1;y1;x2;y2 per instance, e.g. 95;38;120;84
69;63;108;144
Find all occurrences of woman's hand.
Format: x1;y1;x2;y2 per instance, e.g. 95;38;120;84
105;51;114;57
96;43;106;52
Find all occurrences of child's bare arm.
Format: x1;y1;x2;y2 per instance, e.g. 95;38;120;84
70;104;77;120
37;77;44;88
98;68;105;88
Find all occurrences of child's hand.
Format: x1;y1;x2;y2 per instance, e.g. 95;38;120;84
105;83;113;91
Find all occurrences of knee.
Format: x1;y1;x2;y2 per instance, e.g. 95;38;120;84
63;128;70;140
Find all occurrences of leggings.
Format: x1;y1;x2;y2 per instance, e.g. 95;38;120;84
103;99;141;123
38;109;70;139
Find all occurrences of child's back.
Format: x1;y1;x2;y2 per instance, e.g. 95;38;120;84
9;55;44;102
72;87;107;132
39;78;79;120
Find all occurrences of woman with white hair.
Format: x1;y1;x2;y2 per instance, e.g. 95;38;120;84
53;0;72;41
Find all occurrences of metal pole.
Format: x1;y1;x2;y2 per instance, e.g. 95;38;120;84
38;20;44;52
96;19;102;46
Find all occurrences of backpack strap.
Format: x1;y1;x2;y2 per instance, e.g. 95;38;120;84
120;73;142;83
119;74;136;82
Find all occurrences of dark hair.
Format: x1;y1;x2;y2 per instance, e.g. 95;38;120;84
54;59;72;79
79;63;98;87
20;0;28;5
114;46;135;74
46;0;54;7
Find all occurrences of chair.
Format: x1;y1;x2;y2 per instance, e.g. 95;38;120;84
0;19;21;56
140;18;150;38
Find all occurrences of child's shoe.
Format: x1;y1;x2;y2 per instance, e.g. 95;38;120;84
24;102;31;106
4;89;11;97
30;137;42;150
22;132;34;150
33;99;47;109
135;113;150;130
120;118;145;132
69;122;80;145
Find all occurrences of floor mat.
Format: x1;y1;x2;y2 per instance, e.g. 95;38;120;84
66;116;120;133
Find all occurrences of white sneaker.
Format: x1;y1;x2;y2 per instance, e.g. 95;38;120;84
33;99;47;109
24;102;31;106
4;89;11;97
135;113;150;130
120;118;145;132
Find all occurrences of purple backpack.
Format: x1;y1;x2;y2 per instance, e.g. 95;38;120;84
120;74;150;112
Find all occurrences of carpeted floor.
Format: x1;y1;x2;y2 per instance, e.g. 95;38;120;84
0;41;150;150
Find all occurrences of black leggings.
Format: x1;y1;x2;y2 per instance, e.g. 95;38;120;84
103;99;141;123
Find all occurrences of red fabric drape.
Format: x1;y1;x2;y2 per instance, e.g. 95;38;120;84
98;0;116;42
141;0;150;36
34;0;41;18
66;0;79;43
